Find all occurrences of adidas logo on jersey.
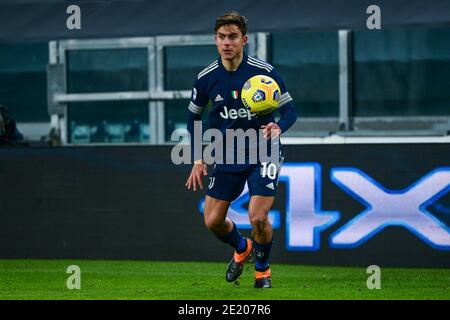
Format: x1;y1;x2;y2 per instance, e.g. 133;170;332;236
214;94;224;102
266;182;275;190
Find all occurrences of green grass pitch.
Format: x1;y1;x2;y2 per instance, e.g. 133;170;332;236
0;259;449;300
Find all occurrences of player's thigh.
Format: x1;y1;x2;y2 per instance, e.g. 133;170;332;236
204;195;231;225
248;195;274;223
247;160;281;223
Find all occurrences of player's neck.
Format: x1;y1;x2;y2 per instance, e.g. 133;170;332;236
221;52;244;71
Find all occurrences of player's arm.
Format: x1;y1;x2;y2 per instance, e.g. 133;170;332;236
275;100;298;133
185;110;208;191
262;70;298;139
263;96;298;140
185;81;208;191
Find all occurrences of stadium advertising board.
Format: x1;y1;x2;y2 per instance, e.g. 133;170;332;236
0;144;448;267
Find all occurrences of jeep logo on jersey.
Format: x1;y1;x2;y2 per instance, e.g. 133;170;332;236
219;106;255;120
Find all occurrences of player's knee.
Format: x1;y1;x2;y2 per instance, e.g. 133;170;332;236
204;213;225;232
249;213;270;231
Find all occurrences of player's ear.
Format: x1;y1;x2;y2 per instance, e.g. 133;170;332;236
242;35;248;46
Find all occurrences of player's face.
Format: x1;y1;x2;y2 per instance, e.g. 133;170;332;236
215;24;248;61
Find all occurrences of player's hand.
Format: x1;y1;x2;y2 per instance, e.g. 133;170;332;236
185;161;208;191
261;122;281;140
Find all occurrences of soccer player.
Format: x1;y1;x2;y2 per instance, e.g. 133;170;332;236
185;12;298;288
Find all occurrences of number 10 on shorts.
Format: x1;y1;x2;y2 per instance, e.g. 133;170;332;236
261;162;278;180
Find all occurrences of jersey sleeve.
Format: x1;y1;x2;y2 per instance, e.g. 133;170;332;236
269;68;294;110
269;68;298;133
187;77;209;162
187;77;209;115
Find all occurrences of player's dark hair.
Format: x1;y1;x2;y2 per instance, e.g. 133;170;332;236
215;11;247;36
